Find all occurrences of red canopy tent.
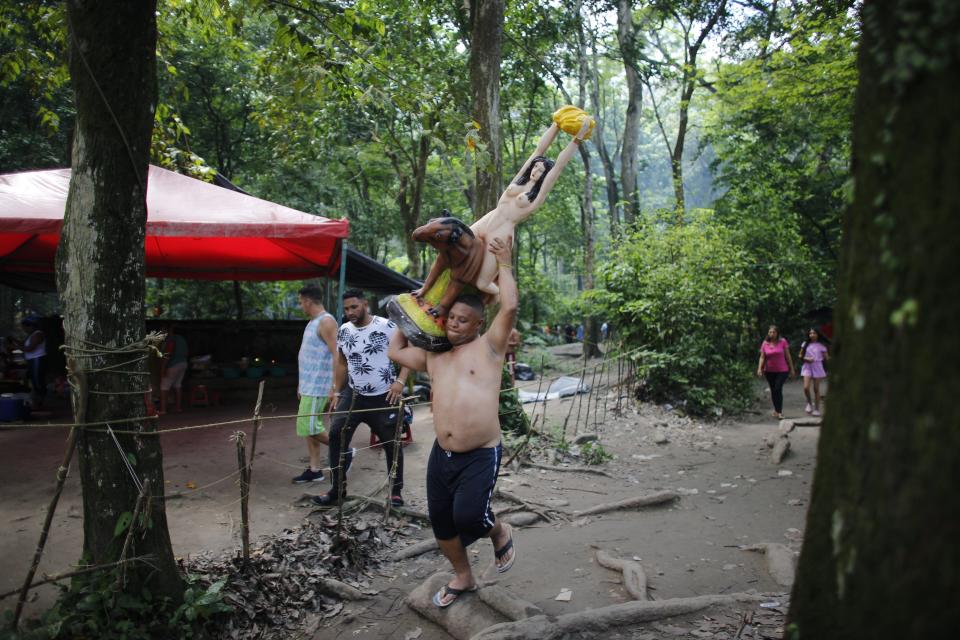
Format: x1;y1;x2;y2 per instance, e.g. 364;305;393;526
0;165;350;285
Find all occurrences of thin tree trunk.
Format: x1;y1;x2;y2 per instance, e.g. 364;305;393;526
58;0;181;599
617;0;642;226
589;26;621;234
788;2;960;636
576;2;601;359
469;0;505;218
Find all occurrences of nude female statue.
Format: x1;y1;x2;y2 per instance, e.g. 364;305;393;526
411;114;594;318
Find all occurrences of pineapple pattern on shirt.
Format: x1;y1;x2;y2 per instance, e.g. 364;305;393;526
337;316;398;396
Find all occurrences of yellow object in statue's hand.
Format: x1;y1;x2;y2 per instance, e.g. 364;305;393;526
552;105;595;140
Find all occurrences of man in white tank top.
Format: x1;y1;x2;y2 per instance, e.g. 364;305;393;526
292;285;339;484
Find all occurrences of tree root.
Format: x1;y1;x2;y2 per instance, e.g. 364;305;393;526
575;490;678;516
594;549;649;600
316;576;370;600
470;592;766;640
521;460;615;477
392;537;439;561
477;585;544;621
769;436;791;464
741;543;796;587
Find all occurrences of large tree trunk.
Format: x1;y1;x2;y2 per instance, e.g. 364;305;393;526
469;0;505;218
617;0;642;227
787;2;960;637
58;0;181;599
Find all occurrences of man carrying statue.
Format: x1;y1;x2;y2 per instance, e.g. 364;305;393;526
388;236;519;608
388;106;594;607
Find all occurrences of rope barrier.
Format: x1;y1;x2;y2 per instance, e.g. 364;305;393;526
0;344;645;435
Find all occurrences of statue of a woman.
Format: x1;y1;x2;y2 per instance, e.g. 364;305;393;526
412;112;594;318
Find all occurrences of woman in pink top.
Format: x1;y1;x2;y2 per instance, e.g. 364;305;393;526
799;327;830;416
756;325;795;419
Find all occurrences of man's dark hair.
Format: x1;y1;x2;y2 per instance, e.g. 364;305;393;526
299;285;324;304
434;216;475;245
342;288;366;301
452;294;484;317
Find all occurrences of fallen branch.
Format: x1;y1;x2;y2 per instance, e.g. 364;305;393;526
495;488;564;521
522;460;615;478
574;490;678;517
335;495;430;523
594;550;649;600
470;593;766;640
0;555;155;601
315;577;370;600
741;543;797;587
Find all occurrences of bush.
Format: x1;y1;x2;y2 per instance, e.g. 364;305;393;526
592;210;759;415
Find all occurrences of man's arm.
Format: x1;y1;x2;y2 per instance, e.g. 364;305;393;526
388;330;428;373
484;236;518;356
386;366;411;404
318;315;340;404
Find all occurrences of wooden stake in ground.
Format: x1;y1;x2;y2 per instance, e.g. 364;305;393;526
246;380;265;484
234;431;250;562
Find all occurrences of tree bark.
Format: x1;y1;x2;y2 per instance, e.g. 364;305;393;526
588;27;621;234
575;5;602;359
617;0;642;226
59;0;181;599
469;0;505;218
788;2;960;637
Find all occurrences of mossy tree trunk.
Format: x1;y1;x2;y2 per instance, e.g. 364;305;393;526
787;1;960;637
58;0;181;599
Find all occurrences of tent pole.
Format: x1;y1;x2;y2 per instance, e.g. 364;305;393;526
336;240;347;321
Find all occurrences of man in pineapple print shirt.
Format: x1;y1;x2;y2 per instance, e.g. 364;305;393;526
312;289;411;507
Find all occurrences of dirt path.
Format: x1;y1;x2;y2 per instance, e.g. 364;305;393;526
308;355;820;640
1;348;820;639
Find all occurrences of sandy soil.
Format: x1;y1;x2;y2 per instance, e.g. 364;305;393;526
0;344;821;639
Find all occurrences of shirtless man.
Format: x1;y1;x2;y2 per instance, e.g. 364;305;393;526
388;236;518;608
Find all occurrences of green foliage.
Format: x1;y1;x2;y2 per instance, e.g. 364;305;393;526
592;210;758;415
579;440;612;465
1;569;229;640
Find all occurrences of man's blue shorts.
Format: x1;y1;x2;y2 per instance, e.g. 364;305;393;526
426;440;502;547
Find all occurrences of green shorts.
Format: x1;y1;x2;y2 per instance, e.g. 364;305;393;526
296;395;329;437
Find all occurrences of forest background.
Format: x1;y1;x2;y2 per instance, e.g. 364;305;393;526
0;0;857;415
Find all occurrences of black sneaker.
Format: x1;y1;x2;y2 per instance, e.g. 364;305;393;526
311;491;341;507
390;495;404;507
292;468;324;484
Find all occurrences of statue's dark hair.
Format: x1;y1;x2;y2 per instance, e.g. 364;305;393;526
452;294;484;317
342;288;366;301
298;285;324;304
434;215;475;244
514;156;555;202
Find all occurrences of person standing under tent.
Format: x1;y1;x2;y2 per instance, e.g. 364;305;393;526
291;285;339;484
312;289;410;507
